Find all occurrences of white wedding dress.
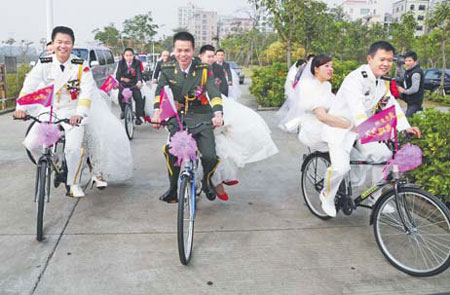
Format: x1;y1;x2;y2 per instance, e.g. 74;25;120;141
212;94;279;185
85;88;133;182
228;69;242;99
278;64;301;132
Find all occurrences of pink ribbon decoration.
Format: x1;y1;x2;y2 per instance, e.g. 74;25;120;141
28;123;62;149
382;143;423;180
168;130;198;166
100;75;119;93
356;106;397;145
122;88;133;103
17;85;54;107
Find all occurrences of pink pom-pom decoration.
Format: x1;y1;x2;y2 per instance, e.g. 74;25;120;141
383;143;423;180
168;130;198;166
31;123;62;149
122;88;132;103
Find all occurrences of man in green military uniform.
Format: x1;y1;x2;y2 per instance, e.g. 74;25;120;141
153;32;223;203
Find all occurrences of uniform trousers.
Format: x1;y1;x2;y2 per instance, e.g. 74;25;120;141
323;137;392;200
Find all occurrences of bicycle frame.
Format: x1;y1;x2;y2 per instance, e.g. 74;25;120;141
180;157;199;219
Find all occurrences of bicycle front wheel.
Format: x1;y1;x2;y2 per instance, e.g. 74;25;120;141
301;153;332;220
124;104;134;140
373;187;450;276
36;160;49;241
177;175;195;265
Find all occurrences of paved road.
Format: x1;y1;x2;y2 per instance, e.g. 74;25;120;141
1;82;449;295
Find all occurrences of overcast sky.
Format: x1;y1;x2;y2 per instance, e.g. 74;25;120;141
1;0;340;47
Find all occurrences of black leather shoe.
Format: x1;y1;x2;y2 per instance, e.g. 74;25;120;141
120;112;124;119
203;183;216;201
159;188;178;203
135;117;142;125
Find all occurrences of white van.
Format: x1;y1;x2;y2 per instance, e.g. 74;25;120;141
72;46;117;87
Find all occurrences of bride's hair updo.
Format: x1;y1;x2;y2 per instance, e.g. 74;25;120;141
311;55;333;75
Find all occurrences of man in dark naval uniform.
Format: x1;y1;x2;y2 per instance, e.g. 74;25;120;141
153;32;223;203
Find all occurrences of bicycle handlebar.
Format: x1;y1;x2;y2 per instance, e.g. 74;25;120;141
13;115;73;125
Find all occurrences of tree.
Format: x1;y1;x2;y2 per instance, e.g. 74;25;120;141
122;11;158;52
18;40;33;63
92;23;123;55
249;0;305;67
427;2;450;94
299;0;330;57
391;12;417;55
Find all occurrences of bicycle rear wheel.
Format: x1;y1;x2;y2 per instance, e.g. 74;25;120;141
301;153;332;220
124;104;134;140
177;174;195;265
36;160;49;241
373;187;450;276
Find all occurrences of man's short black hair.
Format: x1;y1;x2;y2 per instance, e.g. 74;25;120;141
200;45;215;55
368;41;396;57
216;49;225;54
123;48;135;55
173;32;195;48
46;41;52;46
51;26;75;43
405;51;418;61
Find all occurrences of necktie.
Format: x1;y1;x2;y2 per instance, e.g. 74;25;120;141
60;64;65;72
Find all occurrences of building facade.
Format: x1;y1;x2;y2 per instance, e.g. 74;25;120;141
392;0;430;36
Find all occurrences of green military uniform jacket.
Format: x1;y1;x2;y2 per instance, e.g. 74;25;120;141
154;58;223;114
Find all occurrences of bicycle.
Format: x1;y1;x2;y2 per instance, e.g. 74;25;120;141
300;137;450;276
121;84;147;140
15;113;92;241
151;118;210;265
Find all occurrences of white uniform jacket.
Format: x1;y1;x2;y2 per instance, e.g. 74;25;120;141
17;54;96;118
322;64;410;146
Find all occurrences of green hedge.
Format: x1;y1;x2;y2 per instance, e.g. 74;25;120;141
424;90;450;105
250;60;360;107
330;60;359;92
249;62;287;107
5;63;32;98
406;108;450;201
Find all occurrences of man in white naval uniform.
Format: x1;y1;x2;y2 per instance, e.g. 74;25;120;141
320;41;421;217
15;26;96;198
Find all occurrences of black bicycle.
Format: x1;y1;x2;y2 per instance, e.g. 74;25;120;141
301;138;450;277
121;84;146;140
16;114;92;241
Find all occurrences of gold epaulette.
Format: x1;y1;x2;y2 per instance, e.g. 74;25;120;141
162;62;176;69
71;58;84;65
40;57;52;63
195;63;209;69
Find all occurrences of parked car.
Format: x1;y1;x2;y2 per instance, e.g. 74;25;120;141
423;69;450;95
228;61;245;84
36;46;117;88
138;54;153;81
72;46;116;88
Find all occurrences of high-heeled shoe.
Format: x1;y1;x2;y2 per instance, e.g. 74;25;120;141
217;192;229;201
223;180;239;186
91;175;107;190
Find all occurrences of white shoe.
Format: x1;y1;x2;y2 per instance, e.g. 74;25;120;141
320;191;336;217
70;184;85;198
92;175;107;189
